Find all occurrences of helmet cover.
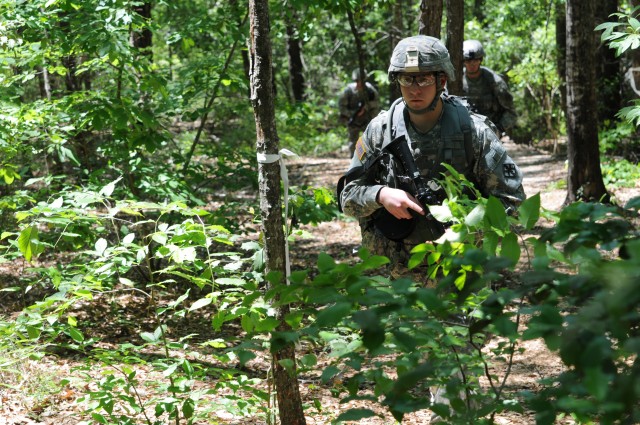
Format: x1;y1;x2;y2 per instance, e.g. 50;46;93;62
463;39;485;60
388;35;456;81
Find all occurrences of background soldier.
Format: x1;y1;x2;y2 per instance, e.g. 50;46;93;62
338;69;381;157
462;39;517;136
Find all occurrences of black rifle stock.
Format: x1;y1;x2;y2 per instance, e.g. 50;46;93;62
347;100;365;126
372;135;446;241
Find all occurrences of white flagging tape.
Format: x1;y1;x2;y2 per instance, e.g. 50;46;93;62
256;149;299;280
626;67;640;97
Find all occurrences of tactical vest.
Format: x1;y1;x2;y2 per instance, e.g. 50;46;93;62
463;68;501;124
383;95;474;184
337;96;474;244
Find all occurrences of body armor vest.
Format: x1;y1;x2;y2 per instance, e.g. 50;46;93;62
367;96;475;243
382;95;474;188
463;68;500;123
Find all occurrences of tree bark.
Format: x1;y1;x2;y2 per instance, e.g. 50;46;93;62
131;2;153;59
347;8;366;96
419;0;443;38
390;0;406;102
473;0;485;24
564;0;609;204
248;1;307;424
286;18;306;103
445;0;464;95
555;1;567;118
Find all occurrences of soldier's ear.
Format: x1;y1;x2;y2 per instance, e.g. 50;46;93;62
440;74;447;87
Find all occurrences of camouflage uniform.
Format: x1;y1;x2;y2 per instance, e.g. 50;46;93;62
338;74;381;157
462;67;517;134
340;95;525;279
462;40;517;134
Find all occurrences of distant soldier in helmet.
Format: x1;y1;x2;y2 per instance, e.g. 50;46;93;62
338;35;525;422
338;68;381;157
462;39;517;136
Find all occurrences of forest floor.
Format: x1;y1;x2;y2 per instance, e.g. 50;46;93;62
1;139;639;425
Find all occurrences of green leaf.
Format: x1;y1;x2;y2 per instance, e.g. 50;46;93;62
500;232;520;266
321;365;340;383
68;327;84;342
353;310;385;351
465;204;485;227
140;331;159;343
483;231;499;256
237;350;256;366
241;313;255;333
182;398;195;419
484;196;508;232
188;297;212;311
518;193;541;230
27;326;41;339
335;408;378;422
584;367;609;401
315;302;352;327
18;226;43;262
317;252;336;272
95;238;108;256
300;353;317;368
255;317;280;332
278;358;295;373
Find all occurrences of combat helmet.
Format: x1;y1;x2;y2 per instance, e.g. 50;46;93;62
352;68;367;81
463;39;485;60
388;35;456;81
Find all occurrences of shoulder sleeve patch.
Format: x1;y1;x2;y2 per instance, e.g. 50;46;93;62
355;136;367;161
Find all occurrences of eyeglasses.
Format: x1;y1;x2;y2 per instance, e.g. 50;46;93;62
396;73;436;87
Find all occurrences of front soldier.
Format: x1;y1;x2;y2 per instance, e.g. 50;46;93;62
339;35;525;279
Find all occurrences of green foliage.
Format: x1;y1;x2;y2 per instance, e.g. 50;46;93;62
601;158;640;190
466;0;564;144
597;7;640;129
1;0;640;423
596;6;640;57
520;198;640;424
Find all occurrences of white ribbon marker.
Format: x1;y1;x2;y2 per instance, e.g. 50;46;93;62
256;149;299;280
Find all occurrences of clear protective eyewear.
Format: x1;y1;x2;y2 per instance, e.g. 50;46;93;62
396;73;436;87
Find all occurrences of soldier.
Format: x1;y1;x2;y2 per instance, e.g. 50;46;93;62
339;34;524;277
337;34;525;423
338;68;381;157
462;39;517;136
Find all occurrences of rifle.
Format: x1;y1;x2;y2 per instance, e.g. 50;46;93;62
372;135;446;241
347;100;365;126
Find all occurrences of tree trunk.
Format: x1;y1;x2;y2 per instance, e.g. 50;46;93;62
555;1;567;119
131;2;153;58
595;0;621;124
347;8;366;96
445;0;464;95
473;0;485;24
286;19;306;103
248;1;307;424
629;0;640;98
419;0;443;37
390;0;406;102
564;0;609;204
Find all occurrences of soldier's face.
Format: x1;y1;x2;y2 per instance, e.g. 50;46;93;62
464;59;482;74
399;72;438;110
